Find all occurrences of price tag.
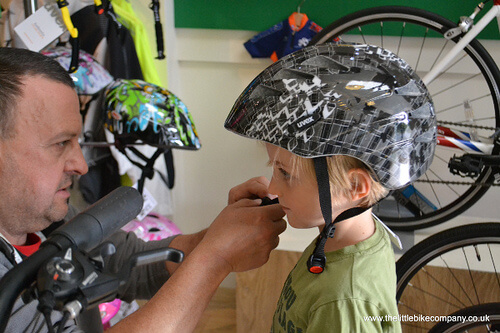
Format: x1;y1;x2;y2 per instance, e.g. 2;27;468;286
133;184;158;221
14;3;65;51
373;214;403;250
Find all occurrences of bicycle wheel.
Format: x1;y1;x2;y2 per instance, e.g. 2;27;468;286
396;223;500;332
429;303;500;333
311;6;500;230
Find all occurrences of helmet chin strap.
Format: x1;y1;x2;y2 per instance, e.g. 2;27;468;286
307;157;370;274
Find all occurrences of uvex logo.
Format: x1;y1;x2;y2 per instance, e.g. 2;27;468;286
296;116;315;129
289;113;320;133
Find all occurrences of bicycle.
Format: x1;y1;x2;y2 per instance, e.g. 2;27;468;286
395;222;500;332
310;1;500;231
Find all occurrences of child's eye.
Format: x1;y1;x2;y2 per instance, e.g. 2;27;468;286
279;168;291;180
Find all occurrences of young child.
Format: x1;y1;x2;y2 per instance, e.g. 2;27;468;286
225;43;437;332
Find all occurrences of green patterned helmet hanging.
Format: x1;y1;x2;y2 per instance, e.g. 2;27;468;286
105;79;201;150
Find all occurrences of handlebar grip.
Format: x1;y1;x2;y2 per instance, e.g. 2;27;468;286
48;186;143;252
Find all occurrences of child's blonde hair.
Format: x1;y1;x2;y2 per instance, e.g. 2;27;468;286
290;154;389;208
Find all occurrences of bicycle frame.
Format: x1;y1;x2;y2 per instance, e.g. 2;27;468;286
423;0;500;84
438;125;494;154
425;1;500;163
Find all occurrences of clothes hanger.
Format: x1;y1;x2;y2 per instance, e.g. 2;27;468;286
293;0;307;30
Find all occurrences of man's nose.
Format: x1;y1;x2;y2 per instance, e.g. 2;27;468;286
66;142;89;176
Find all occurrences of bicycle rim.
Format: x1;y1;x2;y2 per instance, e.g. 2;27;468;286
396;223;500;332
311;6;500;230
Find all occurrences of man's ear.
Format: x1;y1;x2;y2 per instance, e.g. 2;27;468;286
348;169;372;201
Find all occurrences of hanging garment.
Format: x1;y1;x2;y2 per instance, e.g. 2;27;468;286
71;3;144;80
70;3;143;205
244;12;322;62
111;0;163;86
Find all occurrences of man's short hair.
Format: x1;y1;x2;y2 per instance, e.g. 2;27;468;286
0;47;75;139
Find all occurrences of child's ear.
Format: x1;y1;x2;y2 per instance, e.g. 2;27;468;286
348;169;372;201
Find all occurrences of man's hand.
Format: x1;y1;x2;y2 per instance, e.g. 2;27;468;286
199;197;286;273
108;178;286;333
228;176;276;204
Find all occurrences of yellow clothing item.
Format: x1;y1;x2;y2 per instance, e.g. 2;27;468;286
111;0;163;86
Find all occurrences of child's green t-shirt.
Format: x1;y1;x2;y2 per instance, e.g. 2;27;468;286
271;217;402;333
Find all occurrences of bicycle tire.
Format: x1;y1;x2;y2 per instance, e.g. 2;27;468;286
310;6;500;230
428;303;500;333
396;223;500;332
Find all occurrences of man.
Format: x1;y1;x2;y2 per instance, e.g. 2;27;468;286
0;47;286;332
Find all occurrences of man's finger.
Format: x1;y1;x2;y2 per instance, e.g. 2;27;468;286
229;176;270;204
259;204;286;221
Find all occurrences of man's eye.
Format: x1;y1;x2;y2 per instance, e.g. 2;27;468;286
57;140;70;147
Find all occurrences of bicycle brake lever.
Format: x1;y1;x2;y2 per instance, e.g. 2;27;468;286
130;248;184;267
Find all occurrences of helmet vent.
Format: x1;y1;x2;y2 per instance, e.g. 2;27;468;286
249;84;282;99
273;68;315;80
302;55;349;72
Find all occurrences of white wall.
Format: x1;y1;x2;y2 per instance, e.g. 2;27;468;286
170;29;273;232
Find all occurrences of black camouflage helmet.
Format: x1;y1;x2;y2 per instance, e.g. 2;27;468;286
224;43;437;190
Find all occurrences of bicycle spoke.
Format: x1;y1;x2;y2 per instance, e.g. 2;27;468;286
398;299;420;314
414;27;429;72
427;54;469;85
397;309;430;332
398;301;436;330
472;114;497;123
427;167;461;198
430;40;451;71
433;73;482;97
463;247;481;304
402;281;463;309
396;22;405;55
425;173;443;209
379;21;383;48
488;244;500;290
422;266;471;308
437;94;493;117
440;256;476;306
357;26;367;44
432;153;449;164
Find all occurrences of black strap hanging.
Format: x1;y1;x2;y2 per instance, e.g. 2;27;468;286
116;145;171;194
307;157;333;274
150;0;165;59
308;157;370;274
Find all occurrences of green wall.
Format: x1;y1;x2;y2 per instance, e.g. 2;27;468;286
174;0;499;40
